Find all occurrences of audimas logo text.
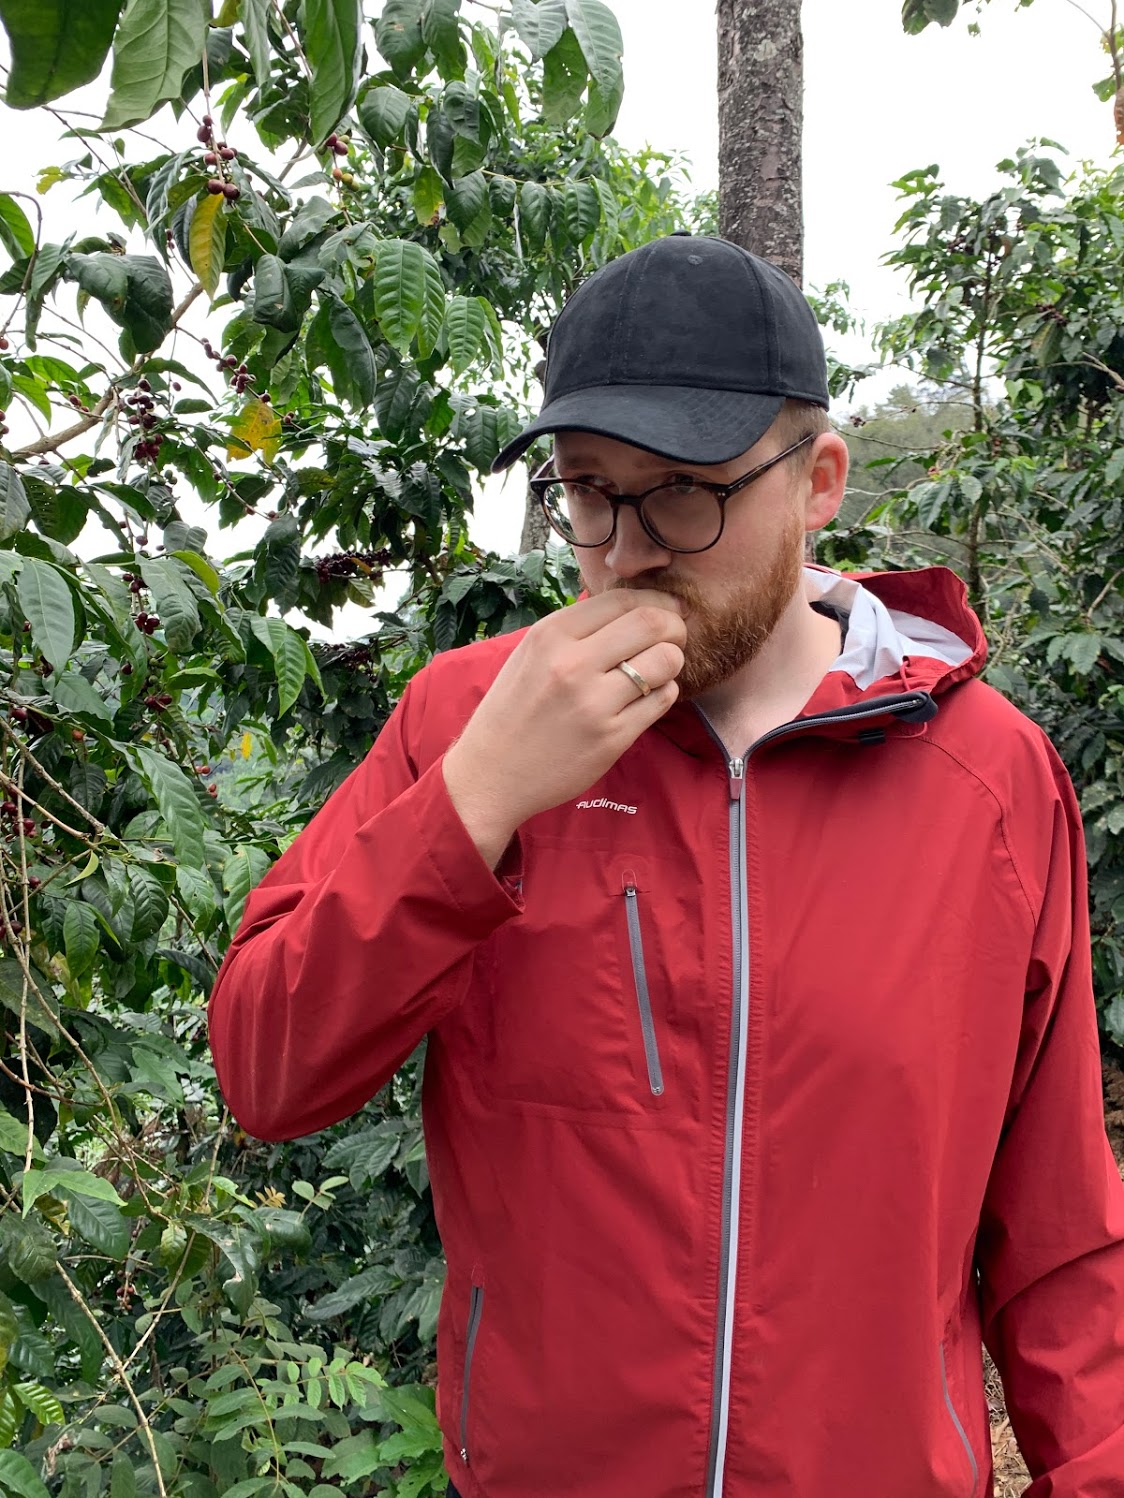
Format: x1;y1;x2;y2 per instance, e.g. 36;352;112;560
576;797;638;815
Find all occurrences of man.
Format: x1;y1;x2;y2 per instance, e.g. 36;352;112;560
208;234;1124;1496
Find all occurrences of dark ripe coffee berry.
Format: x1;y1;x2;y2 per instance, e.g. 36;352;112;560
196;764;211;775
7;919;23;936
121;662;133;675
197;125;212;143
326;133;339;148
0;336;9;350
202;114;213;127
224;355;237;368
237;363;248;375
21;620;30;632
21;820;35;835
1;802;15;817
158;693;173;707
207;178;224;195
138;378;151;392
219;146;236;161
146;616;160;632
145;695;158;708
207;784;218;797
10;707;25;723
27;877;40;891
334;140;349;156
40;662;52;677
172;381;181;391
204;151;218;165
222;182;240;201
138;533;148;545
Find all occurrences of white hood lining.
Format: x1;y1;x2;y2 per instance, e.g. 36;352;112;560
804;568;974;692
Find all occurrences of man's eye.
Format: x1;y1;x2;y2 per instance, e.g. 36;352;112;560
664;479;702;495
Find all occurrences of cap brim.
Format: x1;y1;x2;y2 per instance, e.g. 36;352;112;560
491;385;787;472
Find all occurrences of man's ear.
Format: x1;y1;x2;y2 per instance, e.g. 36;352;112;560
804;431;849;534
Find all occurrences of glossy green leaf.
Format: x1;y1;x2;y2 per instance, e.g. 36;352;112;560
240;0;272;83
127;864;169;942
565;0;622;92
510;0;566;58
0;1450;51;1498
189;191;227;300
373;239;444;356
1;1215;56;1284
0;1388;18;1448
562;178;599;241
541;27;587;126
325;297;376;408
102;0;211;130
135;746;206;867
109;1455;136;1498
358;82;413;149
520;179;551;249
16;557;77;672
446;170;487;232
250;615;309;717
0;0;124;108
585;65;623;136
142;556;202;650
63;900;99;979
444;294;486;376
373;0;425;78
462;404;521;472
303;0;362;146
0;463;30;542
14;1381;63;1428
0;196;34;260
24;1165;124;1214
421;0;464;78
62;1193;130;1261
221;845;272;930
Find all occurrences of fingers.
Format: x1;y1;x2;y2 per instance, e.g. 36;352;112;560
580;600;688;673
607;639;684;709
554;588;685;641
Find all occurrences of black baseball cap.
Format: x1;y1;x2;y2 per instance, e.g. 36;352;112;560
492;232;830;471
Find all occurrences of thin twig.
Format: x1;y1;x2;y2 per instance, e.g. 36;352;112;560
55;1264;169;1498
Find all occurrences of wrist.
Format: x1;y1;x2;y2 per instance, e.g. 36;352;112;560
442;743;523;871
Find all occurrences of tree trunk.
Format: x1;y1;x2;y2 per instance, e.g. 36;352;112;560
520;489;551;552
717;0;804;285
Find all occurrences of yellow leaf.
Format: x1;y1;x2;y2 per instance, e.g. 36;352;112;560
241;732;252;759
226;398;281;462
216;0;241;23
189;190;227;298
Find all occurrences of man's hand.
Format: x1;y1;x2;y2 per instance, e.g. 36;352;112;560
443;591;687;868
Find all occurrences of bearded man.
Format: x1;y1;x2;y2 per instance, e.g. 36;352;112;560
208;234;1124;1497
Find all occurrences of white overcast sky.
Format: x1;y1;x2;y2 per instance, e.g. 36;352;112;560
0;0;1117;567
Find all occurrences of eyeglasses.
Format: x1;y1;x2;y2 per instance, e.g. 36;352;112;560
528;435;816;554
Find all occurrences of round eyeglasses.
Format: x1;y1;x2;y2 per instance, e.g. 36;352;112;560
528;435;816;554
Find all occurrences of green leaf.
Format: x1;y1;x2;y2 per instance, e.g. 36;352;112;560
240;0;272;84
134;746;206;867
462;404;521;472
584;66;622;136
24;1165;124;1214
61;1193;130;1260
0;0;124;109
141;555;202;651
444;294;486;376
189;191;227;300
0;1110;41;1162
102;0;211;130
373;239;444;356
303;0;362;145
0;1215;56;1284
0;1387;17;1447
412;164;444;225
221;845;271;930
561;178;599;241
109;1455;136;1498
0;464;30;542
520;179;551;249
0;196;34;260
325;297;376;408
0;1449;51;1498
250;615;309;717
63;900;99;979
446;170;486;232
127;864;169;941
358;81;413;149
12;1382;62;1429
373;0;425;78
421;0;464;78
924;0;959;22
510;0;566;58
320;1431;380;1482
541;27;586;125
17;557;77;672
564;0;620;92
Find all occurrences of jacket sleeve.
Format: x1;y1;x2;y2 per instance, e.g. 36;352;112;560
207;669;523;1141
976;746;1124;1493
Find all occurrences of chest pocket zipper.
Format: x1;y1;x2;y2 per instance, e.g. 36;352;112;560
460;1284;484;1466
623;877;665;1097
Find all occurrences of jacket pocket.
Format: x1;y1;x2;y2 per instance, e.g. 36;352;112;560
459;1283;485;1468
939;1342;979;1497
622;875;665;1096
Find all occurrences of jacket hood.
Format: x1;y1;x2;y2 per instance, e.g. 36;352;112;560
803;563;986;714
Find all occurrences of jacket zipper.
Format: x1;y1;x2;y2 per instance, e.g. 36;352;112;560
701;691;937;1498
623;879;665;1096
459;1284;484;1466
939;1344;979;1497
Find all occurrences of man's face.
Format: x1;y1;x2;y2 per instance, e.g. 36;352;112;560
553;427;822;699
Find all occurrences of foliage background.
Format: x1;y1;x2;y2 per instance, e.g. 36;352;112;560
0;2;1118;1497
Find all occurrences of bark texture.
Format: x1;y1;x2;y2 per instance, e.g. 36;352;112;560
520;491;551;552
717;0;804;284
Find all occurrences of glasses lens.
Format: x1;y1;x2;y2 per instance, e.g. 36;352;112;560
542;482;615;547
642;484;723;552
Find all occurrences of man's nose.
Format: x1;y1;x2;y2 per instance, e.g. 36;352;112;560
603;503;672;578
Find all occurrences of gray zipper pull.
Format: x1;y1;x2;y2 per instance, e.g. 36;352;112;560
728;757;745;801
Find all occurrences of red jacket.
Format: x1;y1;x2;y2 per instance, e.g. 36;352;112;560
209;566;1124;1497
